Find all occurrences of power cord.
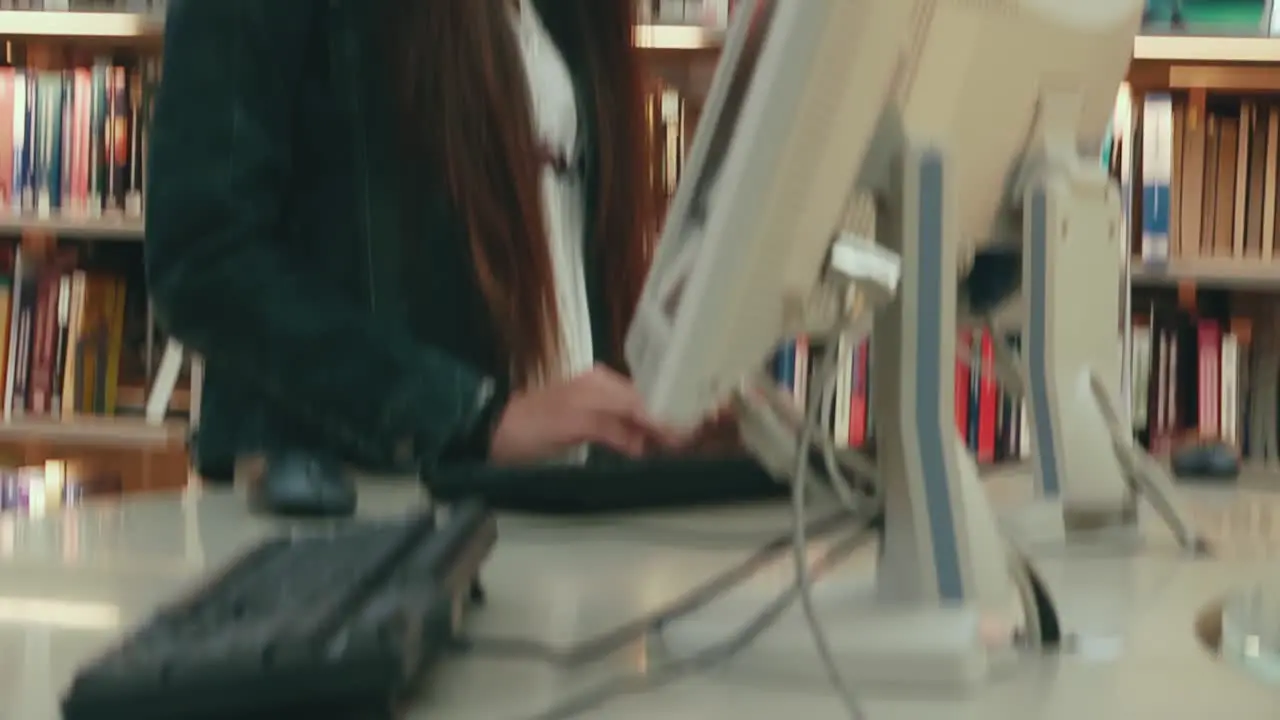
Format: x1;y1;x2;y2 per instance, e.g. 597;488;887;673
513;520;881;720
793;309;1050;714
454;509;858;667
494;307;883;719
500;263;888;719
949;316;1051;650
789;307;873;720
497;515;835;551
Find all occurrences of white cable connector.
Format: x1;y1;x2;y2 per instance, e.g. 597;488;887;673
828;232;901;303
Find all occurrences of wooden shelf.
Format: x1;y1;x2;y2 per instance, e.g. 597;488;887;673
1132;35;1280;64
0;214;143;241
639;30;1280;59
0;416;189;493
1131;258;1280;289
0;416;184;449
1129;35;1280;91
3;11;1278;63
0;12;721;50
0;10;161;42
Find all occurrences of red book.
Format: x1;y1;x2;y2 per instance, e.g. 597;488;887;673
1197;320;1221;438
849;340;868;447
955;332;970;437
0;69;13;207
977;330;997;462
73;69;92;210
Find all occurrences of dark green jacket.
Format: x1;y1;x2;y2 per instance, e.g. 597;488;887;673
145;0;614;476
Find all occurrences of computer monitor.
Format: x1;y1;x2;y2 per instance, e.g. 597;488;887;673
627;0;1144;693
627;0;1140;429
627;0;907;429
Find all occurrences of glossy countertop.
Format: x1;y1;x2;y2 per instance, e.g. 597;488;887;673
0;474;1278;720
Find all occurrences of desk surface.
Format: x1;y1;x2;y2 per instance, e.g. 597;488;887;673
0;477;1277;720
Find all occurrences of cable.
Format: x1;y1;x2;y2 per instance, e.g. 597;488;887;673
950;316;1050;649
499;290;878;719
498;515;827;551
455;509;857;667
795;307;1044;711
1006;549;1040;650
789;308;870;720
500;304;882;719
812;311;878;511
513;522;880;720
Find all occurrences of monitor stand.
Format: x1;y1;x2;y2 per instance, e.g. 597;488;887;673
991;90;1204;553
657;141;1035;694
657;98;1206;695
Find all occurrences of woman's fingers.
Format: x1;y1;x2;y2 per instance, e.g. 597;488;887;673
577;365;682;449
585;415;650;458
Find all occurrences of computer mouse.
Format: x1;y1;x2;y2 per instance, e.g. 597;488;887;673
1170;440;1241;481
248;449;358;517
962;246;1022;315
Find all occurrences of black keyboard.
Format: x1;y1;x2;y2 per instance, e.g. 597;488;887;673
427;456;788;514
62;502;495;720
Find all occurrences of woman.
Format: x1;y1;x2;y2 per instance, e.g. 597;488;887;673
145;0;722;517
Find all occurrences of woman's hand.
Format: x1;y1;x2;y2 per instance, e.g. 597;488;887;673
668;404;742;458
489;364;678;463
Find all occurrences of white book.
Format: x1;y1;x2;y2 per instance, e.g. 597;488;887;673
833;335;852;448
1140;94;1172;262
1167;332;1179;434
793;337;809;408
1132;325;1151;431
1018;401;1030;459
1221;333;1239;446
1265;109;1280;260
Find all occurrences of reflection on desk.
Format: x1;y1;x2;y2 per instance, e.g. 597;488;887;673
0;480;1277;719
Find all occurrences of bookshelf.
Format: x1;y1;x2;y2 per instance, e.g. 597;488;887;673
1124;30;1280;468
9;7;1275;483
1;8;180;495
0;9;161;42
0;7;738;493
632;19;1280;467
0;214;142;240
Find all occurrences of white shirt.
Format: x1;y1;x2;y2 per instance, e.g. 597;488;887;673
512;1;594;463
511;0;595;386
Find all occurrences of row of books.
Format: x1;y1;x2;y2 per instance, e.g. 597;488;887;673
1131;309;1244;452
769;328;1030;466
0;58;155;219
0;1;160;9
1137;93;1280;264
637;0;733;25
646;86;693;205
0;243;138;419
1131;288;1280;463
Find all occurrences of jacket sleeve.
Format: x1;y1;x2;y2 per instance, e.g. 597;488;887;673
145;0;492;466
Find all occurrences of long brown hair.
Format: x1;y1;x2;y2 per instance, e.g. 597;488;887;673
391;0;658;388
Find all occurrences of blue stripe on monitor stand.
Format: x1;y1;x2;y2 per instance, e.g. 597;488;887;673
776;343;796;389
1027;190;1061;496
917;152;964;603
